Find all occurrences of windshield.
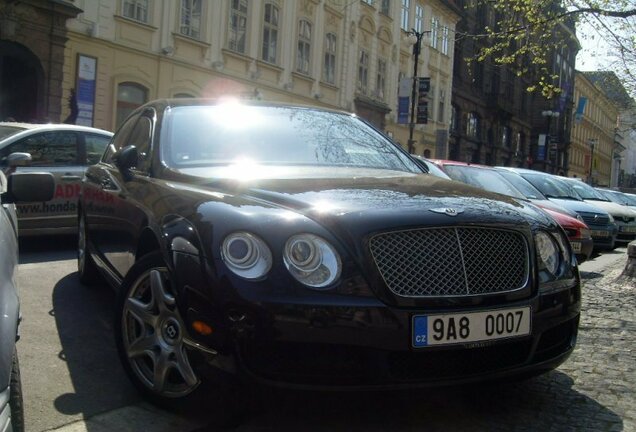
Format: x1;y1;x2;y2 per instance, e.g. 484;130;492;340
162;104;420;172
598;189;634;205
521;173;580;199
497;170;546;200
444;165;526;199
563;180;609;201
0;125;25;141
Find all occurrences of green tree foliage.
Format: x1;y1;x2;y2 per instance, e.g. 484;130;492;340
458;0;636;98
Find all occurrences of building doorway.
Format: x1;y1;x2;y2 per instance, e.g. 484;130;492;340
0;41;45;122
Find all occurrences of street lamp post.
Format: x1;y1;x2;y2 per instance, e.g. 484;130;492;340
406;30;428;154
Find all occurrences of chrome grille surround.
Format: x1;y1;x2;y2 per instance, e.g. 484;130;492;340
369;227;529;298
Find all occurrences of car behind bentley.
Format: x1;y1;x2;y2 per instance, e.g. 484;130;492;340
78;99;581;411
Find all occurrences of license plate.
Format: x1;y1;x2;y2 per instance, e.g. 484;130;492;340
570;241;581;253
591;230;609;238
620;226;636;233
412;307;531;348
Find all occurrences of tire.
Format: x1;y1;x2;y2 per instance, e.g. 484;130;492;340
78;211;100;285
114;251;245;424
9;349;24;432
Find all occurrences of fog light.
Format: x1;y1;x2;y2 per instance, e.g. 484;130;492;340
192;320;214;336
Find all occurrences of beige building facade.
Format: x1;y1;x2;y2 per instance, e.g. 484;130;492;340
61;0;458;156
569;71;620;186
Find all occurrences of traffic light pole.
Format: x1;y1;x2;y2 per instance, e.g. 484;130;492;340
407;30;425;154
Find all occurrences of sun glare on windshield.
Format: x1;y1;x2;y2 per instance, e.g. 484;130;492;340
212;100;265;129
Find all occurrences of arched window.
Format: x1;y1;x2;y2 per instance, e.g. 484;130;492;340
116;82;148;128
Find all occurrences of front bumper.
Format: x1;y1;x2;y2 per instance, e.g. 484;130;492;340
185;276;580;389
616;222;636;243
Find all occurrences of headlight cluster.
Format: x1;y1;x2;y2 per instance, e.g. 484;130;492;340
221;232;342;288
221;232;272;279
534;230;572;278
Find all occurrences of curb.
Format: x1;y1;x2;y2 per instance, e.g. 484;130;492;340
44;403;203;432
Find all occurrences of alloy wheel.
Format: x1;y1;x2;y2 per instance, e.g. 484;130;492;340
121;268;199;397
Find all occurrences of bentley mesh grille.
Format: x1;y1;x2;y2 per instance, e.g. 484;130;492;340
369;227;528;297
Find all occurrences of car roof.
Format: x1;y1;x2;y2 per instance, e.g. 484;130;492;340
140;98;355;118
0;122;113;135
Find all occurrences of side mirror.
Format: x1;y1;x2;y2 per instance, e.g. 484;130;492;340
113;145;138;173
5;172;55;203
6;152;32;168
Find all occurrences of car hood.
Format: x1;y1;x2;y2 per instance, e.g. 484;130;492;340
581;200;636;218
173;167;549;234
546;197;611;216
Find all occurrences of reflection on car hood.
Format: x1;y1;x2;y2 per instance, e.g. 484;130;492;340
172;166;550;230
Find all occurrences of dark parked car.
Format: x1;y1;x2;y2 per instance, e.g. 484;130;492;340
0;123;112;236
79;100;581;411
0;159;55;431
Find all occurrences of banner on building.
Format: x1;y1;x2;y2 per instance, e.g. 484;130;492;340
397;97;409;124
537;134;547;160
76;54;97;127
574;96;587;124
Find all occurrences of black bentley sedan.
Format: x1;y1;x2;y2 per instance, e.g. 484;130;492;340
78;99;580;410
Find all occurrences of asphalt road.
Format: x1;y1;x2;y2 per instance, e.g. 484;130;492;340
16;236;633;431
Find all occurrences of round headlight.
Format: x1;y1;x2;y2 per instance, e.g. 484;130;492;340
284;234;341;288
221;232;272;279
535;231;560;275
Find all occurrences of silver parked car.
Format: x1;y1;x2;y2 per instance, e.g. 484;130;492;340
0;163;55;431
0;123;113;235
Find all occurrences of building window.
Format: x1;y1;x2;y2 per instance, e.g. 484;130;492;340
441;26;450;55
229;0;248;53
438;88;445;122
451;105;459;132
381;0;390;14
466;112;480;138
502;126;511;147
400;0;410;31
428;83;435;121
122;0;148;22
376;59;387;99
262;3;279;63
415;5;424;33
358;50;369;93
430;17;439;49
116;82;148;128
180;0;201;39
323;33;337;84
296;20;312;74
362;0;375;5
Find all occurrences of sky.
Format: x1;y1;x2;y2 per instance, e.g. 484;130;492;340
576;21;613;72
